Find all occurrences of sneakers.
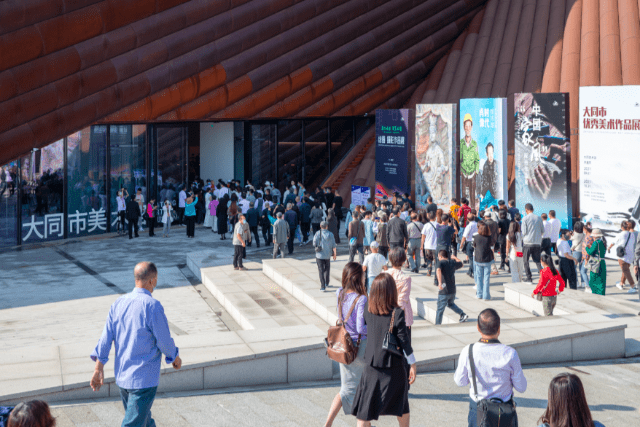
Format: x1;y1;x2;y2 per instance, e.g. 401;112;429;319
585;287;592;293
616;282;624;290
320;286;326;291
459;314;469;323
473;285;477;290
628;287;638;294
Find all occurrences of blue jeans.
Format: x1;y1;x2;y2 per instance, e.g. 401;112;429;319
435;293;464;324
474;261;492;299
119;386;157;427
578;256;589;287
367;276;374;294
466;244;474;275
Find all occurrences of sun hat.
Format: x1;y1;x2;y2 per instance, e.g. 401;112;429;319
591;228;604;238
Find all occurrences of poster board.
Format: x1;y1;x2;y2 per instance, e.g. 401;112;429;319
375;109;414;200
351;185;371;207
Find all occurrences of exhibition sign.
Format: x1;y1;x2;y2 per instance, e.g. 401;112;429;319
375;109;413;199
459;98;508;211
514;93;572;228
579;86;640;239
415;104;456;209
351;185;371;207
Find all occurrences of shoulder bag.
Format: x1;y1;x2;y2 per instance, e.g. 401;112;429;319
616;232;631;258
586;241;602;274
325;293;361;365
382;308;404;358
535;277;553;301
350;221;361;247
469;343;517;427
315;231;324;253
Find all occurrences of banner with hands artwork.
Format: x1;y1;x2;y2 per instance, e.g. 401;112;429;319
514;93;572;228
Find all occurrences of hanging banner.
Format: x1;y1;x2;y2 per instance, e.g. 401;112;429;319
415;104;456;209
375;109;413;200
459;98;508;211
514;93;572;228
351;185;371;207
580;86;640;240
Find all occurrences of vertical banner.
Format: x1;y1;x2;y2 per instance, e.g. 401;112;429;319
580;86;640;237
514;93;572;228
375;109;413;200
351;185;371;207
459;98;508;211
415;104;457;209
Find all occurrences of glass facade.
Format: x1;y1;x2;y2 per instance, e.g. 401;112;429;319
0;117;371;249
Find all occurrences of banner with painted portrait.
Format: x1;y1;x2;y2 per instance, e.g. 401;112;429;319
459;98;508;212
514;93;572;228
415;104;456;209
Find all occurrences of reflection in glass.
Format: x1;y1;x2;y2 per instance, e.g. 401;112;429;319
0;161;18;248
67;126;108;237
20;140;65;244
277;120;303;191
330;119;353;173
110;125;146;231
156;126;187;208
251;123;276;188
304;120;328;192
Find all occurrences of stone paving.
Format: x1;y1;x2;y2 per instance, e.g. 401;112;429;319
45;358;640;426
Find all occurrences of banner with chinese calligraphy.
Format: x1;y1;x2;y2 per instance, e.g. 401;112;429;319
514;93;572;228
579;86;640;242
415;104;456;209
459;98;508;211
375;109;414;199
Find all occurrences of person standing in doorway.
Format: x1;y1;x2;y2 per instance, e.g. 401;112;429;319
184;193;198;238
90;262;182;426
233;215;247;271
521;203;545;282
313;221;337;291
460;114;479;210
178;186;187;225
272;212;290;259
125;195;140;239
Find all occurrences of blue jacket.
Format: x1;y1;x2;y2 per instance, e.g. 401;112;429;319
299;202;312;223
284;210;298;230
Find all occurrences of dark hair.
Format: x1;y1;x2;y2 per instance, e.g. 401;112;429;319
389;247;407;268
462;198;469;205
410;212;418;221
508;199;515;206
441;213;450;223
525;203;534;212
573;221;584;234
485;142;494;153
427;196;433;203
499;210;507;219
368;273;399;315
515;213;522;222
539;373;594;427
508;221;520;245
8;400;56;427
541;213;548;220
477;221;491;237
541;253;558;275
549;210;556;217
438;249;449;258
339;262;367;309
427;211;436;221
478;308;500;336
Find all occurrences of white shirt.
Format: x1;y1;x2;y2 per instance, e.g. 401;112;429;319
556;239;571;258
363;253;386;278
178;190;187;208
421;221;438;250
542;220;553;239
615;230;635;264
548;218;562;243
454;342;527;402
116;196;126;211
462;221;478;240
239;199;250;214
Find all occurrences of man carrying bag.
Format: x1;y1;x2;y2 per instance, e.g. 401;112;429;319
454;309;527;427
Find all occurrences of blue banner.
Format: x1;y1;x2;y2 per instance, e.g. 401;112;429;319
375;109;413;200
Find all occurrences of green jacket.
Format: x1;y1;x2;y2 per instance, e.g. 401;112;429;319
460;138;479;176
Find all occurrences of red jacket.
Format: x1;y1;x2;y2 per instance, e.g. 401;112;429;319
458;204;472;227
533;267;565;296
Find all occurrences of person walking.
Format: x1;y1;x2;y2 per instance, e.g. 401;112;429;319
362;211;375;255
375;213;389;259
406;213;423;273
531;253;566;316
387;248;413;333
90;262;182;427
300;197;312;244
284;203;298;255
272;212;290;259
232;215;247;271
536;373;606;427
473;221;494;300
246;202;260;247
506;221;525;282
483;210;500;276
522;203;545;282
161;200;173;237
348;212;366;264
611;221;636;292
351;273;417;427
327;208;341;244
362;242;387;293
454;308;527;427
572;221;585;288
310;202;323;236
435;250;468;324
459;213;478;278
497;209;510;272
184;194;198;238
333;190;344;234
387;208;408;250
557;230;578;289
314;221;337;291
125;195;140;239
420;211;438;277
324;263;368;427
585;229;607;295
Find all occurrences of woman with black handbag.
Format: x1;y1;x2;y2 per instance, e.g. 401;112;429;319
324;263;368;427
351;273;416;427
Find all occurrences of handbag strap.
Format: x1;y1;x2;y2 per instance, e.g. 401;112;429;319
469;343;478;399
623;232;631;248
338;291;361;324
388;308;396;333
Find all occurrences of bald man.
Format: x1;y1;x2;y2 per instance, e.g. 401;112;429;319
90;262;181;427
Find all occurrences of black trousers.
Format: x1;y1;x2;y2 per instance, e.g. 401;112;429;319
541;238;552;257
287;232;295;254
118;211;126;232
128;219;139;238
147;218;155;236
249;226;260;247
262;225;271;245
559;258;577;289
312;223;320;236
497;235;508;268
301;222;311;242
316;258;331;288
177;207;185;224
233;245;244;268
523;244;542;281
185;216;196;237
